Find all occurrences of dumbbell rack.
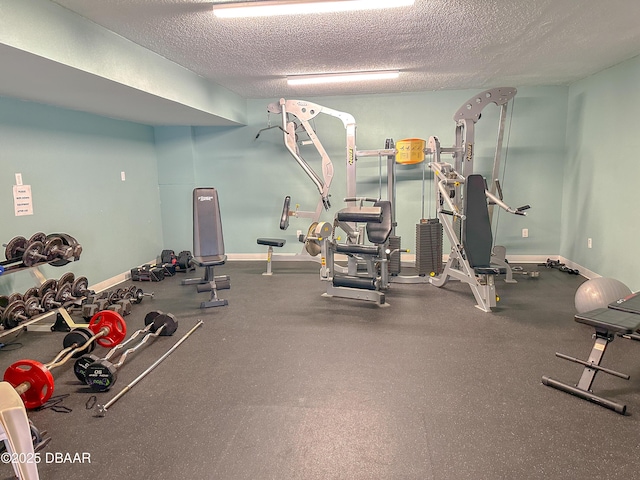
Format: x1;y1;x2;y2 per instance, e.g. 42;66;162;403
0;268;89;340
0;232;82;277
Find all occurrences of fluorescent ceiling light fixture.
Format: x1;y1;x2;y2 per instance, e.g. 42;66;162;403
287;70;400;86
212;0;415;18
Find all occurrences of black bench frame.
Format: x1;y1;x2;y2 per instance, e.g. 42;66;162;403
543;306;640;414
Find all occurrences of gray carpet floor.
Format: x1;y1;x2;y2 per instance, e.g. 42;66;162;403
1;261;639;480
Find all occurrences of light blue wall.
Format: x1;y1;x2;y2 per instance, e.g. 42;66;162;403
0;0;246;126
156;87;568;257
0;96;163;295
563;54;640;289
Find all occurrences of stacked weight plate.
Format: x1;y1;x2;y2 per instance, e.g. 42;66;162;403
416;219;443;276
388;235;401;275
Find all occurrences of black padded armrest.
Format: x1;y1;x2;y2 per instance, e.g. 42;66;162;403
574;308;640;334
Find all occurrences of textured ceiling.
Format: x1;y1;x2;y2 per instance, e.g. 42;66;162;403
48;0;640;99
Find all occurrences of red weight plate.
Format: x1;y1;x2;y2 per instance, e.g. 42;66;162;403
3;359;54;409
89;310;127;348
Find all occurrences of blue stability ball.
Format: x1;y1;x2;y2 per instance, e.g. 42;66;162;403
574;277;632;313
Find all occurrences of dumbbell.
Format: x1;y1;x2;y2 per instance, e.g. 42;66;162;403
3;311;127;409
74;310;171;383
84;311;178;392
47;233;83;266
3;233;46;261
20;273;75;305
1;296;46;329
123;285;154;304
22;236;74;267
39;283;78;312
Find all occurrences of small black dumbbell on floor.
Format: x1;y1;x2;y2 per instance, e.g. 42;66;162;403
84;311;178;392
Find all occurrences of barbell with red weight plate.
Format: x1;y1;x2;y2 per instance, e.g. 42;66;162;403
2;310;127;409
74;311;174;383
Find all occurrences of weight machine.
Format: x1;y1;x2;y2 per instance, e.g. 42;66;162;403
425;87;530;311
256;99;357;270
263;88;528;310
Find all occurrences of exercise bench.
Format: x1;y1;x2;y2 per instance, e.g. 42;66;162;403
182;187;230;308
542;294;640;414
256;238;286;275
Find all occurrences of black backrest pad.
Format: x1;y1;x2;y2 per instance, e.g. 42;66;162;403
367;201;392;245
193;187;225;257
462;175;492;267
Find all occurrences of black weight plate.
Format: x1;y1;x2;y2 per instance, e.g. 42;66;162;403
22;241;44;267
28;232;46;244
71;276;89;297
47;233;77;266
73;354;99;383
44;237;63;260
133;288;144;304
85;360;118;392
23;287;39;300
38;279;58;298
63;328;92;356
0;296;9;309
7;293;23;304
58;272;75;288
2;301;27;328
24;296;42;318
4;236;27;260
154;312;178;336
107;290;120;305
74;327;96;354
144;310;164;330
40;291;57;311
55;283;73;303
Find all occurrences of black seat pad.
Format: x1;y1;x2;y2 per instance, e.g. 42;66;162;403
257;238;286;247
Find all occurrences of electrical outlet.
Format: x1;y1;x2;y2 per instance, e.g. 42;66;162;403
121;171;126;181
588;238;592;249
522;228;529;238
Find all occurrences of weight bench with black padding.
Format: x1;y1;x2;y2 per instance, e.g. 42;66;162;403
325;200;392;305
256;238;286;275
182;187;230;308
542;301;640;414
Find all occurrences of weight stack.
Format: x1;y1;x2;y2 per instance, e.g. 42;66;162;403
416;219;443;276
388;235;401;275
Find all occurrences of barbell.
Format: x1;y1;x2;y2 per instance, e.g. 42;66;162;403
2;311;127;409
84;312;178;392
74;311;174;383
